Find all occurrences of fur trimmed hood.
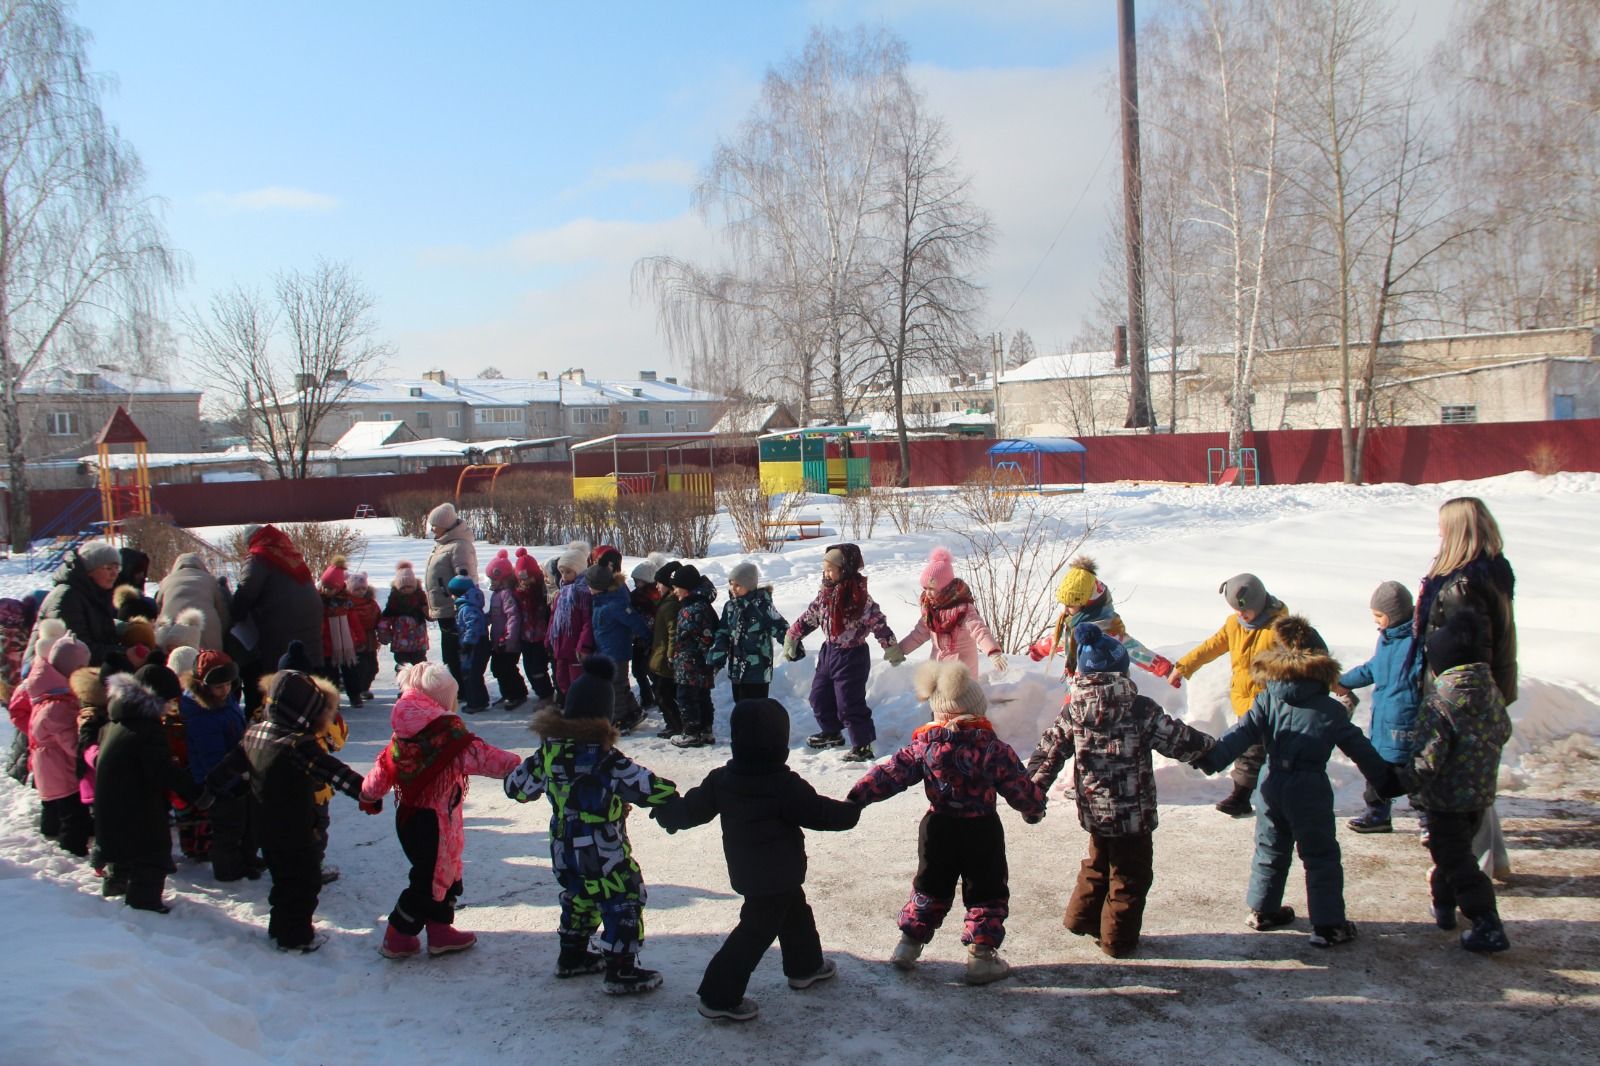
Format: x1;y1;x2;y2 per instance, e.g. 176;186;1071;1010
258;669;340;731
530;705;618;748
1250;643;1343;688
69;667;107;709
106;674;170;723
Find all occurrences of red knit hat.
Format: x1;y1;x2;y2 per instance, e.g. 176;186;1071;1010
485;548;514;583
320;556;348;590
514;547;542;579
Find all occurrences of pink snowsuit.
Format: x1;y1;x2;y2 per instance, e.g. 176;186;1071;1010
897;601;1001;675
22;663;80;802
360;689;520;900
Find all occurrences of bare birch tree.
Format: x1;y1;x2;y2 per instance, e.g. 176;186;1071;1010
0;0;181;542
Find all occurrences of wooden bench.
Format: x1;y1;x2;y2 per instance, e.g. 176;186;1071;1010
761;517;824;543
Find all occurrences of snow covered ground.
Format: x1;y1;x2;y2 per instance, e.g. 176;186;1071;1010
1;473;1597;1064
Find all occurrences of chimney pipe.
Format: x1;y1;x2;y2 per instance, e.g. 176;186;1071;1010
1113;325;1129;369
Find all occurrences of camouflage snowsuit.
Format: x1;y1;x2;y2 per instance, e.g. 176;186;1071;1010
506;709;677;955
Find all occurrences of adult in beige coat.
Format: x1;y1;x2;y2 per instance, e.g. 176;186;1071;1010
424;502;478;682
155;553;231;651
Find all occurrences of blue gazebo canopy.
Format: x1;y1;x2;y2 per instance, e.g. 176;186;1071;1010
986;436;1086;491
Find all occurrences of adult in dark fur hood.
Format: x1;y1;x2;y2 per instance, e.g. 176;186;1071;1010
93;665;198;912
1199;616;1400;949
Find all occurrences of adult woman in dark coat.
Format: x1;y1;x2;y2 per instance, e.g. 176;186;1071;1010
26;540;123;667
231;525;324;710
1411;496;1518;878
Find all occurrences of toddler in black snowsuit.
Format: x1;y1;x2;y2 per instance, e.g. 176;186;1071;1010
653;698;859;1022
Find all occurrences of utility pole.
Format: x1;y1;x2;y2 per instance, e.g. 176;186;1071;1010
991;332;1005;438
1119;0;1155;430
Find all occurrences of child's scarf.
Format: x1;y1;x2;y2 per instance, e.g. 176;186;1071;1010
913;714;994;739
920;579;974;636
379;714;475;804
821;574;868;639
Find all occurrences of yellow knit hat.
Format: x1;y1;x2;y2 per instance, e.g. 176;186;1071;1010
1056;556;1099;607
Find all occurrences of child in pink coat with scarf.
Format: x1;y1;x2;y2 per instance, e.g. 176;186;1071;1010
21;636;94;856
897;548;1008;676
362;662;521;959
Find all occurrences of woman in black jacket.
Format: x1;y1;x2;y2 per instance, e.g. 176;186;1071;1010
27;541;123;668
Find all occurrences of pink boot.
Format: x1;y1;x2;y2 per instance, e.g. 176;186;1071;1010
425;921;477;956
380;923;421;959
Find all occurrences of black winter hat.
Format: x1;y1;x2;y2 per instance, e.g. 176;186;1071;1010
671;564;702;591
584;563;615;592
268;670;327;730
594;548;624;573
563;656;616;721
278;639;315;673
1426;610;1489;675
730;699;790;769
654;560;682;587
134;663;182;702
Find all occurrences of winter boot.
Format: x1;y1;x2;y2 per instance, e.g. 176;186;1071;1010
1461;917;1510;953
891;935;925;971
670;731;711;749
788;958;838;989
275;932;329;954
1432;903;1459;930
1347;812;1393;834
504;695;527;711
1214;784;1254;818
379;923;422;959
101;875;128;899
556;934;607;977
425;921;477;956
604;953;663;995
614;707;645;734
840;744;875;763
1246;905;1296;931
1309;921;1359;947
320;865;341;885
964;944;1011;985
697;997;758;1021
806;731;846;750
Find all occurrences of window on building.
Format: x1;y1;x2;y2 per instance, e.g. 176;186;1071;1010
637;409;650;426
687;409;698;426
416;412;431;429
447;410;461;429
474;407;523;424
530;410;547;428
1554;394;1576;420
664;409;676;426
380;411;394;422
571;409;586;425
48;411;80;436
1440;404;1478;425
1286;390;1317;405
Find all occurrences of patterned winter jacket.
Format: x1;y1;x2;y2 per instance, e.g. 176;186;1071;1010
672;578;721;689
591;585;652;667
516;579;551;645
709;587;789;684
488;585;522;654
787;581;896;651
1176;601;1288;716
1402;662;1512;813
1056;590;1167;678
1027;672;1213;836
848;717;1046;820
1338;620;1423;763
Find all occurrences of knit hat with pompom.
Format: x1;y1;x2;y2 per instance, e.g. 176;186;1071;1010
348;571;371;595
485;549;515;584
1073;622;1130;675
320;555;348;591
393;560;418;590
914;661;988;722
920;547;955;592
398;660;459;713
1057;556;1101;608
513;548;542;579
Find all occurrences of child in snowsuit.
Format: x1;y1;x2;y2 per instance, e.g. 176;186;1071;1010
1026;624;1214;957
1198;615;1398;948
448;572;491;712
709;561;790;704
94;665;199;911
379;561;431;672
180;651;259;882
654;698;859;1022
364;661;521;959
628;555;667;710
1178;573;1289;817
897;547;1006;676
1;596;37;783
347;571;383;701
785;544;903;762
669;564;721;748
1403;610;1514;953
646;561;682;739
848;662;1047;985
547;543;594;704
204;665;371;951
484;550;527;711
319;558;366;707
72;666;109;815
1333;580;1423;833
513;549;555;708
1032;556;1177;685
505;656;678;992
588;564;653;733
24;636;93;856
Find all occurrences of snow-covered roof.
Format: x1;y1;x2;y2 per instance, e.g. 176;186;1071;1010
22;366;200;396
862;410;994;434
325;374;723;408
333;421;413;452
713;402;795;434
96;448;267;471
999;348;1201;384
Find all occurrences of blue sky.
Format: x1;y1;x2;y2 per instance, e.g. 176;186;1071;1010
74;0;1450;386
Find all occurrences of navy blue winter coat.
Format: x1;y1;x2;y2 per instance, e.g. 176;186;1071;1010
179;687;246;784
590;585;652;666
1338;621;1422;763
453;585;488;646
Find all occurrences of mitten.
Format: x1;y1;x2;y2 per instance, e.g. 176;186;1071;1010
1022;809;1045;825
359;796;383;815
783;636;804;662
989;651;1009;673
1027;636;1055;662
1148;655;1183;689
883;645;906;667
1377;764;1410;800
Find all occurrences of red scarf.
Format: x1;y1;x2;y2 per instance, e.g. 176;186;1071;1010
822;574;868;639
913;714;994;739
378;715;476;803
248;525;313;585
920;579;974;636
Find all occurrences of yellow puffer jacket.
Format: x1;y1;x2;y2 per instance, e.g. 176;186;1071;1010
311;712;350;804
1175;604;1286;716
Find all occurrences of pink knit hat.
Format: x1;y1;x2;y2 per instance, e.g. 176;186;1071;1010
46;636;91;679
398;661;458;712
485;548;514;583
920;547;956;592
348;571;370;594
393;560;417;590
320;556;348;590
513;547;541;579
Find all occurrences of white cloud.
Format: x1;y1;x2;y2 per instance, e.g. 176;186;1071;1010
593;159;699;187
201;186;340;213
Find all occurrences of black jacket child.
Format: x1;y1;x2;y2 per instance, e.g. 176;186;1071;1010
205;669;367;949
92;668;198;909
653;698;859;1010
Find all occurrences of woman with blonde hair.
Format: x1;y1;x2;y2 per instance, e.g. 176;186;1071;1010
1410;496;1517;880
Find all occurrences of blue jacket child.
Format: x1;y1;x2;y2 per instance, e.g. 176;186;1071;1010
448;572;492;711
587;564;653;728
177;652;259;881
1336;581;1422;832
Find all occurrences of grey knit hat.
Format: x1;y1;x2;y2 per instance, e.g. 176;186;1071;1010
728;561;760;589
78;540;122;571
1219;573;1269;616
1369;581;1414;624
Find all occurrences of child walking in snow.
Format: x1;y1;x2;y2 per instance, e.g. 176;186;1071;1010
347;571;382;702
709;561;789;703
785;544;903;762
448;572;491;713
484;550;528;711
1177;573;1289;817
318;558;366;707
848;662;1046;985
646;560;682;739
588;563;653;733
897;547;1006;675
1030;556;1176;684
1026;624;1214;957
1402;610;1513;953
24;636;94;856
547;543;594;705
653;698;858;1022
1198;615;1399;948
505;656;678;993
379;561;430;672
364;662;521;959
1332;581;1423;834
669;564;720;748
512;549;555;709
180;651;259;882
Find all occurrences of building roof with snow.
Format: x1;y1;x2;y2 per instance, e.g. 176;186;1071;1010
333;420;419;451
327;371;722;408
999;348;1203;384
21;366;201;397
